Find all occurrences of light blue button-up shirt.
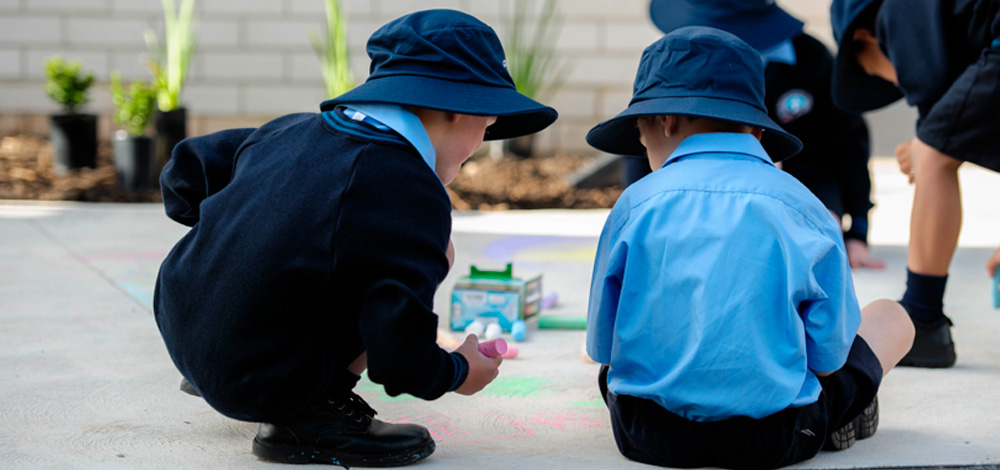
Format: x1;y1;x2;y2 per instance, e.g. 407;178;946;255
587;133;861;422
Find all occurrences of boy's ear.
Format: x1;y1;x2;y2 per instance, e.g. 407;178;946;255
852;27;877;46
663;115;679;138
751;127;764;141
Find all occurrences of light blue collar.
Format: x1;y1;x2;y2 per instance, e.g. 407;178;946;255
759;39;796;66
339;104;438;180
663;133;774;168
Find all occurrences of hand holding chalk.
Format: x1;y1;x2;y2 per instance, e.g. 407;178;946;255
478;338;508;357
454;334;502;396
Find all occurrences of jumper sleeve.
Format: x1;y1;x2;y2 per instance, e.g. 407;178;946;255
159;128;255;226
799;236;863;374
337;145;464;401
586;207;629;364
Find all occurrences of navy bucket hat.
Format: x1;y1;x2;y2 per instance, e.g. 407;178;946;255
586;26;802;162
320;9;557;141
830;0;903;113
649;0;804;51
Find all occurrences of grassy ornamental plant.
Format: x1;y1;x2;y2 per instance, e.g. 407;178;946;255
144;0;196;112
111;73;158;138
309;0;354;99
44;56;95;115
502;0;572;103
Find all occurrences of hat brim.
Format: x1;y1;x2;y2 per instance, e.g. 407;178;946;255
831;27;904;113
586;96;803;162
320;75;558;141
649;0;804;50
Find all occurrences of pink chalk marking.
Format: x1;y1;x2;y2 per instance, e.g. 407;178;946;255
390;411;601;444
477;338;508;357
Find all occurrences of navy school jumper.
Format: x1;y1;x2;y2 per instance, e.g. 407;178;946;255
154;109;468;423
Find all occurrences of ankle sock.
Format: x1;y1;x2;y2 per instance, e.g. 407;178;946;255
900;269;948;326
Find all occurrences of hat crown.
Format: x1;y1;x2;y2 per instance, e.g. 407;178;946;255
366;9;515;90
631;26;766;113
682;0;781;18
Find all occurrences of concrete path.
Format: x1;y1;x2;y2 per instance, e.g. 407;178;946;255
2;157;999;469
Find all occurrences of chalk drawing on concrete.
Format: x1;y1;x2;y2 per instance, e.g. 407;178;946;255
391;410;601;444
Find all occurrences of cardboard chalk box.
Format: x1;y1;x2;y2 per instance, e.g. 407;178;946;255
450;264;542;332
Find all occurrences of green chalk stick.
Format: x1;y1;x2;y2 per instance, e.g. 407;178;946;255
538;315;587;330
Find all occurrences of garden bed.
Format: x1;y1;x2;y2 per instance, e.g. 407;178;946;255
0;134;622;209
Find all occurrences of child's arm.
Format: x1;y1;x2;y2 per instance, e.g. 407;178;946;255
800;235;863;376
586;209;629;364
339;145;493;400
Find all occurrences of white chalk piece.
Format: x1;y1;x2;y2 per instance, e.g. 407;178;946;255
465;320;486;338
484;322;502;340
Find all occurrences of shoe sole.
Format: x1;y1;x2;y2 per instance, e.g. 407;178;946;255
898;354;956;368
251;437;435;467
824;396;879;451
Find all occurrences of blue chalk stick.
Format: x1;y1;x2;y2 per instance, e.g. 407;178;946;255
992;270;1000;309
511;320;527;342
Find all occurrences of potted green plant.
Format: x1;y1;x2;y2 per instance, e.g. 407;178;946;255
501;0;572;158
309;0;354;99
44;56;97;173
145;0;196;165
110;73;158;190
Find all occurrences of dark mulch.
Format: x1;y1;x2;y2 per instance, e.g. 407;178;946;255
0;135;622;209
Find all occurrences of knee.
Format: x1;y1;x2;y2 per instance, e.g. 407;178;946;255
868;298;915;340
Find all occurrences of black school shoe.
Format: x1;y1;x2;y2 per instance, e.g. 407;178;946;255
899;315;956;368
252;391;435;467
824;396;879;451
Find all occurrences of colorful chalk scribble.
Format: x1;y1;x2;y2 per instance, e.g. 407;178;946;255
391;410;602;444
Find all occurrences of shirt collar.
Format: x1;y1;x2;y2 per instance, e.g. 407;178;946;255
339;104;438;178
759;39;796;66
662;133;774;169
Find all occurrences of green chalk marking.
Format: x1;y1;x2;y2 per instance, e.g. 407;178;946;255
481;376;548;398
537;315;587;330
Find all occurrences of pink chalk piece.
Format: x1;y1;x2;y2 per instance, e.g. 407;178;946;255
501;345;519;359
478;338;508;357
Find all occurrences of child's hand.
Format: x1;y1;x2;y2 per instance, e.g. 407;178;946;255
453;334;502;396
987;246;1000;278
895;139;915;184
846;239;886;270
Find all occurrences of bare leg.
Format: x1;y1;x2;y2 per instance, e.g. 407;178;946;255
857;299;915;377
348;352;367;376
908;139;963;276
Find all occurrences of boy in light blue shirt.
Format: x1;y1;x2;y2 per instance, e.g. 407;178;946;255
585;26;914;469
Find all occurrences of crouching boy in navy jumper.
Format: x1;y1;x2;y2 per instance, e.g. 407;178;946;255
831;0;1000;368
585;27;914;469
153;10;556;467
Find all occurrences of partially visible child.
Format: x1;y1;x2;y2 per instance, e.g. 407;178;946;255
154;10;556;467
830;0;1000;367
585;26;914;469
648;0;883;269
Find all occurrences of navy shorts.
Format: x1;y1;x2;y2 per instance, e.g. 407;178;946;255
917;40;1000;173
600;336;883;469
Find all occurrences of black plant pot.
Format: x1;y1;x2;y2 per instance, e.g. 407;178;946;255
503;134;536;159
155;107;187;163
50;113;97;174
113;133;155;190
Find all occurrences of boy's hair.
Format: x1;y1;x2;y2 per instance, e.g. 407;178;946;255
638;115;754;134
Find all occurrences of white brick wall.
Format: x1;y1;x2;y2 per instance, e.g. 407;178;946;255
0;0;837;155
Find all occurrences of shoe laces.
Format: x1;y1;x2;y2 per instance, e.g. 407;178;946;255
327;391;377;423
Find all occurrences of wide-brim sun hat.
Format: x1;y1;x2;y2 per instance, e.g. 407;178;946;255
586;26;802;162
830;0;903;113
320;9;557;141
648;0;804;51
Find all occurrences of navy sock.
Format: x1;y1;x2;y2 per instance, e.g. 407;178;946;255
900;268;948;326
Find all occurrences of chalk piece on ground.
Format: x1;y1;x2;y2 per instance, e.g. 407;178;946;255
485;322;502;340
538;315;587;330
511;320;527;342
